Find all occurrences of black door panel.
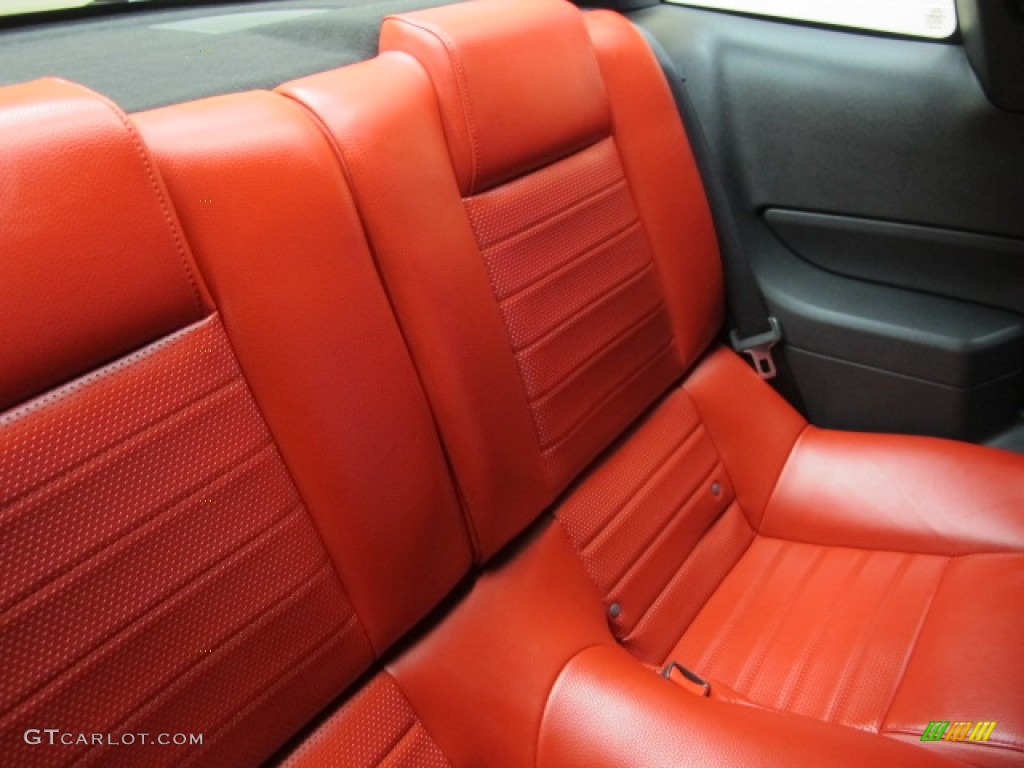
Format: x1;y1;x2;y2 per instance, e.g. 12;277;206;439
764;209;1024;314
631;3;1024;443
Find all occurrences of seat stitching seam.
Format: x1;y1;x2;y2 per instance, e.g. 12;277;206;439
877;554;952;731
398;19;481;192
1;357;241;512
2;500;314;722
512;251;652;366
774;548;873;712
97;92;204;315
599;443;715;595
576;421;702;554
489;210;636;307
523;293;665;405
1;438;277;622
736;544;832;697
538;338;675;454
472;174;628;258
825;551;915;727
694;538;791;677
104;567;357;768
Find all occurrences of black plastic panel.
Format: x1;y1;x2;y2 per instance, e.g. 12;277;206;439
764;209;1024;315
785;346;1022;440
633;3;1024;440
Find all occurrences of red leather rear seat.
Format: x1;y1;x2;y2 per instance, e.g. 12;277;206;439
2;0;1022;766
0;79;464;767
281;1;1024;765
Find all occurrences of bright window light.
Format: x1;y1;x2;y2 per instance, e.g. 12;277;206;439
667;0;958;39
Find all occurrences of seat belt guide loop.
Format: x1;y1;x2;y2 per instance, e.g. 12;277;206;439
730;316;782;380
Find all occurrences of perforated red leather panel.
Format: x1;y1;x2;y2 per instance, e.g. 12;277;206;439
0;316;373;768
464;137;683;489
282;674;450;768
556;389;752;664
672;537;948;732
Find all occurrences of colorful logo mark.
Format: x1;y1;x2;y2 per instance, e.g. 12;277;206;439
921;721;996;742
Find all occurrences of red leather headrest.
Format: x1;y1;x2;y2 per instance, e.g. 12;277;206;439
381;0;611;195
0;78;209;412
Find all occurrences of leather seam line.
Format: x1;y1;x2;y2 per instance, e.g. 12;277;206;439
0;379;265;616
373;718;420;767
730;527;835;700
490;209;637;308
533;640;613;766
465;136;618;249
604;454;719;602
824;552;917;726
0;316;216;429
649;506;759;665
0;353;242;513
98;91;204;316
386;675;453;767
694;538;792;675
247;90;454;616
538;338;676;454
509;251;653;358
86;563;354;768
471;170;627;258
397;18;480;193
774;548;874;713
523;293;667;406
677;380;751;526
1;438;278;622
573;419;701;552
178;612;363;768
1;499;314;723
878;554;952;731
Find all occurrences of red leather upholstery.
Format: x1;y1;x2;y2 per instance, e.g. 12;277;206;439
0;78;210;413
135;91;472;654
279;56;551;561
361;2;1024;765
3;1;1023;766
379;0;610;195
0;84;375;767
557;389;753;663
672;349;1024;764
282;674;450;768
387;521;612;768
538;645;969;768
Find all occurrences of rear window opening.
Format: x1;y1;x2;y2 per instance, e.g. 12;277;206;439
667;0;958;39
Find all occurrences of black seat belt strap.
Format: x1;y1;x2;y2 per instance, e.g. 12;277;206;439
638;28;782;379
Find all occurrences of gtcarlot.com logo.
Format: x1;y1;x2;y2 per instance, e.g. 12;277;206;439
24;729;203;747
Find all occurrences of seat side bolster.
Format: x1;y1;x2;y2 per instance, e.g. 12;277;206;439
682;346;807;529
585;10;724;370
762;424;1024;555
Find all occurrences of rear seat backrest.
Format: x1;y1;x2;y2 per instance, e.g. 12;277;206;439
0;79;468;767
0;79;209;412
135;91;472;654
281;0;723;559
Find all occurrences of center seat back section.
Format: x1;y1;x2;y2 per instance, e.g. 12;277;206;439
281;0;723;563
1;77;469;766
